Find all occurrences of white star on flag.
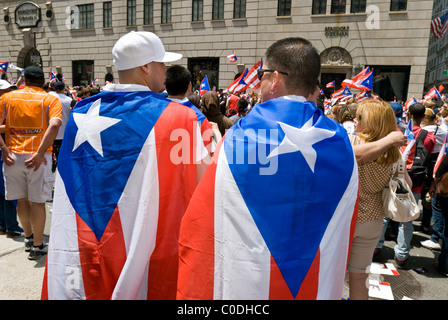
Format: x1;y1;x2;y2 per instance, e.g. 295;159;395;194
72;98;121;157
267;118;336;173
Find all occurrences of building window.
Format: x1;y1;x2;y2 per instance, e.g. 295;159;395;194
162;0;172;23
312;0;327;15
212;0;224;20
144;0;154;25
127;0;136;26
390;0;407;11
234;0;246;19
331;0;346;14
73;4;94;29
192;0;203;21
350;0;366;13
103;2;112;28
278;0;291;16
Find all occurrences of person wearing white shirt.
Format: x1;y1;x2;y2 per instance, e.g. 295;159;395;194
49;81;75;172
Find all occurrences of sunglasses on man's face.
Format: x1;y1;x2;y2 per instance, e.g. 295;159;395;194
257;69;289;81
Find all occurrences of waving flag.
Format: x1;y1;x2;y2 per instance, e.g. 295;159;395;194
243;58;263;90
227;68;248;94
332;85;352;100
434;133;447;177
405;96;417;110
200;75;210;96
342;67;373;91
8;63;23;72
400;118;416;161
326;81;335;88
356;90;370;102
177;97;359;300
42;84;206;300
431;12;448;40
91;77;100;85
49;72;57;82
227;50;238;63
0;61;9;73
424;87;441;100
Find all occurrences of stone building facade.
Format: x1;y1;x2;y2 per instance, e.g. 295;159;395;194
0;0;434;100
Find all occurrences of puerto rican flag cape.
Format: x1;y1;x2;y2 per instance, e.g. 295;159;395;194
42;84;207;300
177;96;359;300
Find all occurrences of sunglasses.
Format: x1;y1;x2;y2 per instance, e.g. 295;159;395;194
257;69;289;81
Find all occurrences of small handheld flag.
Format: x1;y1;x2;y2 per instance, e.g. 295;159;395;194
0;61;9;74
200;75;210;96
326;81;335;88
227;50;238;63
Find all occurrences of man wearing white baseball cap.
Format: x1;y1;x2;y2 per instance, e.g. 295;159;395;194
112;31;182;93
0;79;12;92
43;31;210;300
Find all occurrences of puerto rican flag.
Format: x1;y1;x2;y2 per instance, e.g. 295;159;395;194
405;96;417;110
342;67;373;91
424;87;442;100
434;133;447;177
243;58;263;91
356;90;370;102
42;84;206;300
0;61;9;74
177;96;359;300
332;85;352;100
200;75;210;96
326;81;335;88
400;118;416;162
50;72;57;82
227;50;238;63
227;68;248;94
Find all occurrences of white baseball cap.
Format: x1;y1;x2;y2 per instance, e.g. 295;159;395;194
0;80;12;90
112;31;182;71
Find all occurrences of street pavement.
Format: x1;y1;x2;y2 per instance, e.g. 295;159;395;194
0;202;447;300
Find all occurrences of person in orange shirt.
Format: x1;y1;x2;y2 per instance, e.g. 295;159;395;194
0;66;62;260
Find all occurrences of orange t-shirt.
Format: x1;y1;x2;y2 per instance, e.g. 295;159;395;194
0;86;62;154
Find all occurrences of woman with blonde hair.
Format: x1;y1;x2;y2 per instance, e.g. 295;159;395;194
348;99;412;300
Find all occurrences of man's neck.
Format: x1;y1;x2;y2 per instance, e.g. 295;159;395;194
168;94;186;100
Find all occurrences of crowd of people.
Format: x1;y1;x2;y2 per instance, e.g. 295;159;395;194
0;31;447;300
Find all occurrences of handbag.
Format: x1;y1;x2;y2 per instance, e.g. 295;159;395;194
436;173;448;197
382;158;420;222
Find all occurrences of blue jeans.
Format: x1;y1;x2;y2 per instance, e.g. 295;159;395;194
433;194;448;273
377;217;413;261
430;196;444;243
0;193;20;234
376;194;418;261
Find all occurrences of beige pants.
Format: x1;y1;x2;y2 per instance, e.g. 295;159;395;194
348;217;384;273
3;153;54;203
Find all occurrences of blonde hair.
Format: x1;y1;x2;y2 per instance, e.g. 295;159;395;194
356;99;401;164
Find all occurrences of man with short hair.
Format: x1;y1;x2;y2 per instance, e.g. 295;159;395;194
177;38;359;300
165;65;214;156
42;31;209;300
49;81;75;172
229;98;249;124
0;66;62;260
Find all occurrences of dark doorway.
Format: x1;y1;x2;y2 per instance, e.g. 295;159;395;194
72;60;94;87
188;58;219;91
369;65;411;102
321;72;347;97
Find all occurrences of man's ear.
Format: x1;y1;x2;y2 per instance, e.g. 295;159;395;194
187;82;192;95
141;64;151;75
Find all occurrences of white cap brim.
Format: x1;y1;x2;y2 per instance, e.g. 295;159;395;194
157;51;183;63
0;81;12;90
